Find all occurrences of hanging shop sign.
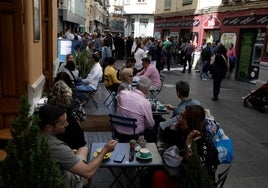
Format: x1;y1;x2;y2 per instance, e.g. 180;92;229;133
155;20;200;28
222;15;268;26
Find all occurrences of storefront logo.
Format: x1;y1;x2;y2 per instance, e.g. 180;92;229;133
203;15;221;28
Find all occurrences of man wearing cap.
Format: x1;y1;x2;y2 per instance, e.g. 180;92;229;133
116;76;156;142
37;104;117;188
135;57;161;90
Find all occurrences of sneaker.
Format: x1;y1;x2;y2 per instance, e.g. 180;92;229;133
201;78;207;80
211;97;219;101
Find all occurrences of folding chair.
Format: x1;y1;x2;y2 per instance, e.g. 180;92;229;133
215;164;232;188
149;74;165;99
74;82;99;109
108;113;138;142
103;75;117;107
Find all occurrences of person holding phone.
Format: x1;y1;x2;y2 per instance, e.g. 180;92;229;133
37;104;117;188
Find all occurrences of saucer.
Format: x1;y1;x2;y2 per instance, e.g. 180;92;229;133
136;152;153;160
93;151;111;159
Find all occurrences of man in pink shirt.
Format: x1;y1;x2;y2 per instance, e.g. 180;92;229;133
116;76;156;142
135;57;161;90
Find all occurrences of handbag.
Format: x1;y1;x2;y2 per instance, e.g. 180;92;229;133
163;145;183;168
205;119;233;164
72;98;87;121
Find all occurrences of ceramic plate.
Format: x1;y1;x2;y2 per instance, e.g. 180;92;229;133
136;152;153;160
93;151;111;159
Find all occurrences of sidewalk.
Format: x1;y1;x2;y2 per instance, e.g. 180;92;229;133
84;61;268;188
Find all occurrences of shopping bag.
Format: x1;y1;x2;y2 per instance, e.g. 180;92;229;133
214;138;233;164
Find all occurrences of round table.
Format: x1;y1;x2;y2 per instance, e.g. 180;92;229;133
0;149;7;161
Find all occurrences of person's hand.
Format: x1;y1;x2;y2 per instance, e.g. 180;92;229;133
186;130;201;145
165;104;174;111
103;139;117;153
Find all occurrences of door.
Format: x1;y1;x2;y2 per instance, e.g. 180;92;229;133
0;0;27;129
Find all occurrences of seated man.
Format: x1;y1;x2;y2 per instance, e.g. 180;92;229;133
116;76;156;142
37;104;117;188
159;80;200;132
104;57;121;92
134;57;161;90
167;80;200;117
75;53;102;92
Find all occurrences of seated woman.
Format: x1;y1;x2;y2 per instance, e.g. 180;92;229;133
152;105;219;188
48;80;86;150
104;57;121;92
121;57;138;76
117;68;133;93
62;60;79;88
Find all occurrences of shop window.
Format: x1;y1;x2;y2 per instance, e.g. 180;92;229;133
165;0;171;10
183;0;192;5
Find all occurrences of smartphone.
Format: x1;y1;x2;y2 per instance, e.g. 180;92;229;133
114;153;125;163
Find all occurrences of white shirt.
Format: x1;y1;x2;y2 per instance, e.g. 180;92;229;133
134;48;146;70
82;63;103;90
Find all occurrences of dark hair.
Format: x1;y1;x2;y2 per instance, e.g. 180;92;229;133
54;72;73;88
216;45;227;55
176;81;190;97
37;104;66;129
65;61;76;71
142;57;150;64
107;57;116;65
185;105;205;131
92;53;100;62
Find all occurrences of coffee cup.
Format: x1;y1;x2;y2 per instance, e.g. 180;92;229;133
158;104;165;111
140;148;151;158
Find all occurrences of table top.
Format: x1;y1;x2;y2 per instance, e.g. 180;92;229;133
89;143;164;168
0;128;12;140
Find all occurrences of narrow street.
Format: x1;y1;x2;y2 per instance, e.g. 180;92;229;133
84;60;268;188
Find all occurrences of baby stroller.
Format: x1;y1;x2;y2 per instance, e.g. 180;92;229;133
243;82;268;112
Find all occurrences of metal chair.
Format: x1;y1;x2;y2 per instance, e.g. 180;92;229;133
108;113;138;142
74;82;100;109
149;74;165;99
215;164;232;188
103;75;117;107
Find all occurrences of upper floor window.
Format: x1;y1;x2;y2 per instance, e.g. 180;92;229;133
183;0;192;5
165;0;171;10
138;0;146;2
125;0;130;4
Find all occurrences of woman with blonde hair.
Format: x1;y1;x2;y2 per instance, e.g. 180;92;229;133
48;80;86;149
117;68;133;93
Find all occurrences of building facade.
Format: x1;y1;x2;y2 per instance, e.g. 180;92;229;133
154;0;268;84
106;0;125;35
123;0;156;37
58;0;86;33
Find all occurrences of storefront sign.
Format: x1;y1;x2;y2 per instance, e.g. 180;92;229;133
222;15;268;26
155;20;200;28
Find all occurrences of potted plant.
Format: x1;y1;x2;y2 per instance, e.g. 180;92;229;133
0;96;67;188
